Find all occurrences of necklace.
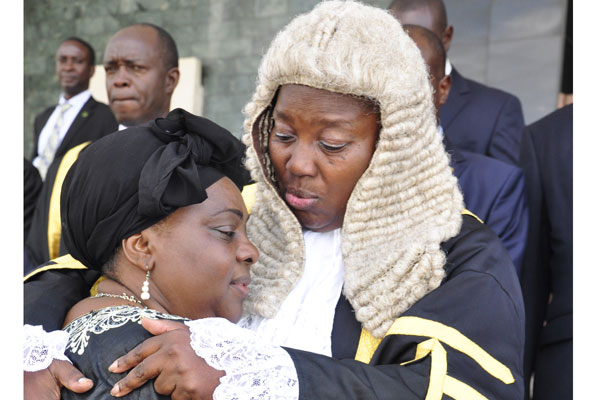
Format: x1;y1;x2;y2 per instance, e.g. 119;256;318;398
94;292;145;307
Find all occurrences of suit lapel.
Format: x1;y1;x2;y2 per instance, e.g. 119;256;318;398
440;67;471;129
55;97;96;157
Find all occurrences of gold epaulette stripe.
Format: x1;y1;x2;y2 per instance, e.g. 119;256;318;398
47;142;91;259
24;254;87;282
355;316;514;399
241;183;257;213
462;209;483;223
90;275;107;296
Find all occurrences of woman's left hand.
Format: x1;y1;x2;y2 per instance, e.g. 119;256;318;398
109;318;224;399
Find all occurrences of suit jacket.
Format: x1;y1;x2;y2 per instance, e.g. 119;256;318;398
31;96;117;162
25;97;117;270
519;104;572;399
441;67;525;165
24;158;42;242
450;147;528;275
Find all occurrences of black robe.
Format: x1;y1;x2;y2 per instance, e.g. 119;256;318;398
61;306;186;400
25;215;524;399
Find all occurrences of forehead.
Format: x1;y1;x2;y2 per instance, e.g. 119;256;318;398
104;27;161;64
274;84;377;118
57;41;88;59
201;178;246;216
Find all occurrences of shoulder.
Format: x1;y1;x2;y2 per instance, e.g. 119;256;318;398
457;150;523;183
34;105;56;123
457;72;521;110
441;215;521;300
64;306;187;355
525;104;572;142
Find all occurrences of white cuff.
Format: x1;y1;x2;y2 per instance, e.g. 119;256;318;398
24;325;71;372
185;318;299;400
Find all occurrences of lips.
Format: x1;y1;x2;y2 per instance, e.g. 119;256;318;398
230;276;251;298
284;189;318;210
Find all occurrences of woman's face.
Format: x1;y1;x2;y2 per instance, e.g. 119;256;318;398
269;84;380;232
147;177;258;323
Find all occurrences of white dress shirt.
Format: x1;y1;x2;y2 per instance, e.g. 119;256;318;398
34;90;92;164
239;228;344;356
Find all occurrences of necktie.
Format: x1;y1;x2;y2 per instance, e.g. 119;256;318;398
35;102;72;180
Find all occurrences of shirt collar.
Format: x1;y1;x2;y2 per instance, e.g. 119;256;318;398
59;89;91;108
445;58;452;76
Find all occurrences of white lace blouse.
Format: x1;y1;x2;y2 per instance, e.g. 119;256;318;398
24;229;346;399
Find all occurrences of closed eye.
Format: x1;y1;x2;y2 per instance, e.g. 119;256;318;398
320;141;347;152
215;229;235;241
273;132;294;142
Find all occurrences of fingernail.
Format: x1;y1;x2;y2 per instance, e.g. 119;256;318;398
110;383;120;397
108;360;118;372
78;377;92;385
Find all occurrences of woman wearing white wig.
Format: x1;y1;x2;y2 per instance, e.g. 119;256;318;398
25;2;524;399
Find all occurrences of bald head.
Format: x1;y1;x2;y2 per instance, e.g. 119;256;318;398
389;0;453;52
403;24;450;121
103;24;180;126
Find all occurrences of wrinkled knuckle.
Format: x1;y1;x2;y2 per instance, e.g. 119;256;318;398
132;363;146;379
131;347;145;362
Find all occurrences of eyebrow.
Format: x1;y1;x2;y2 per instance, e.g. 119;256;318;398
274;108;361;130
212;208;244;219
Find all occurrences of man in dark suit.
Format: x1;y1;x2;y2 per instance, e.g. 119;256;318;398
390;0;525;165
519;104;572;399
404;24;528;274
31;37;117;179
25;24;180;272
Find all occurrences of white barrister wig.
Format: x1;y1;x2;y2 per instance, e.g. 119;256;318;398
242;0;464;338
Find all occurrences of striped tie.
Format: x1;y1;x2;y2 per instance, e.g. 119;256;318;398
35;102;72;180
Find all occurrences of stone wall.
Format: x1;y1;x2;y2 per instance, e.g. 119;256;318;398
24;0;567;157
23;0;387;157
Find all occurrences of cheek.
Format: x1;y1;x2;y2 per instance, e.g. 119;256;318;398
268;144;287;176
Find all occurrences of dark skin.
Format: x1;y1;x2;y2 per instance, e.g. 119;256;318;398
25;179;258;400
104;25;179;126
56;40;94;99
404;25;452;119
106;85;381;396
389;4;454;52
26;86;381;398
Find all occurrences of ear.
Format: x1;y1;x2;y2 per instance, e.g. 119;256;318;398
164;67;180;95
442;25;453;53
89;65;96;79
438;74;451;106
121;232;153;273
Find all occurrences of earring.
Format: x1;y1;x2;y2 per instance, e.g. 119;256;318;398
141;265;150;301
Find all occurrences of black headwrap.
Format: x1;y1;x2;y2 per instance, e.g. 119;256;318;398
61;108;250;270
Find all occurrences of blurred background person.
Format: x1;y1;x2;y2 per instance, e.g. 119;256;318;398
389;0;525;165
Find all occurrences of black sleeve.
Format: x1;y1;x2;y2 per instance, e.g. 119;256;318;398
24;268;100;331
286;217;525;399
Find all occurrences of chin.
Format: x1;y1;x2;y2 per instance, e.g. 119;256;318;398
296;213;338;232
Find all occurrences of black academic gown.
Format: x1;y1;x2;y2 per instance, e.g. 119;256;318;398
61;306;186;400
26;97;118;271
25;215;524;399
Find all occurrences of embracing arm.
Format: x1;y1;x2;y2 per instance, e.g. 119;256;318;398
24;263;99;398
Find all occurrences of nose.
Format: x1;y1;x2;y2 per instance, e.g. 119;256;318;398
237;235;259;266
62;58;74;71
112;66;130;87
285;142;317;177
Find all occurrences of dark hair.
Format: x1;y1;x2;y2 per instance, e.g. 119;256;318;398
388;0;448;33
135;23;179;70
62;36;96;65
403;24;446;74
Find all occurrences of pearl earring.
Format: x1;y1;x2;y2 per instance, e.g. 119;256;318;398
141;264;150;301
